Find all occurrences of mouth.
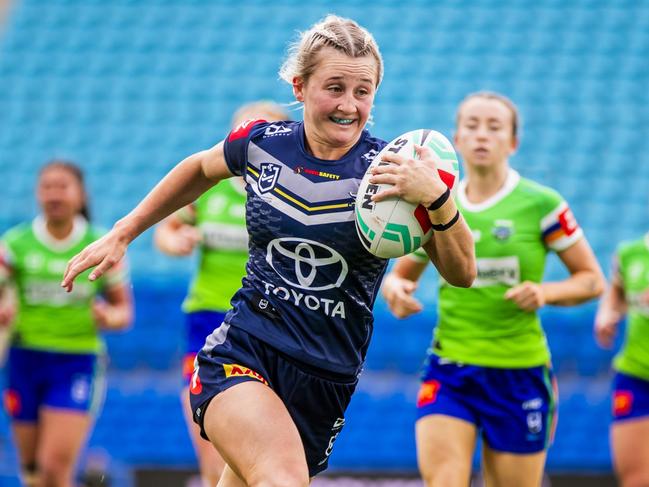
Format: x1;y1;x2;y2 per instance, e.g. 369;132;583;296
474;147;489;156
329;116;355;126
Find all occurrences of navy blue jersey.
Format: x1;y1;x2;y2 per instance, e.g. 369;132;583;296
221;120;388;376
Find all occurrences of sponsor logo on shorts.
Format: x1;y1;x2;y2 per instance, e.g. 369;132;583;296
222;364;269;386
522;397;543;410
3;389;21;417
417;380;441;408
190;366;203;395
318;417;346;465
613;390;634;417
71;375;90;404
526;411;543;434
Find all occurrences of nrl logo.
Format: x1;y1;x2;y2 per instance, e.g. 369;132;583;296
258;162;281;193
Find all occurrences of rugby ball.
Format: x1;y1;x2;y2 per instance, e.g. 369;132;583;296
355;129;459;258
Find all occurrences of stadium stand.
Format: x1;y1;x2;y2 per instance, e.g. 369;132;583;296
0;0;647;484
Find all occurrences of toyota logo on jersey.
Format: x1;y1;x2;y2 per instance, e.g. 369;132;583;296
266;238;348;291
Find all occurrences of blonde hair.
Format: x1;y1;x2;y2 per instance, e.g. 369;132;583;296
456;91;520;138
279;14;383;87
231;100;291;128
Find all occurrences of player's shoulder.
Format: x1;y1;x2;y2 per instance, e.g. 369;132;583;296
229;119;296;144
354;130;388;168
86;223;108;242
1;221;33;245
617;235;648;257
516;176;562;201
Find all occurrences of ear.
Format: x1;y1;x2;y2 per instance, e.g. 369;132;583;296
292;76;305;102
509;135;519;155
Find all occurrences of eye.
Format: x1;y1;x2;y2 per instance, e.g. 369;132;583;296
328;85;343;93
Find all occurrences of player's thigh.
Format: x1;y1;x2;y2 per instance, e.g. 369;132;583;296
416;414;477;487
181;387;225;483
37;408;93;472
203;380;309;486
612;418;649;486
482;444;546;487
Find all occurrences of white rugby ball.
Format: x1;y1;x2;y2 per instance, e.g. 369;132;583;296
355;129;459;258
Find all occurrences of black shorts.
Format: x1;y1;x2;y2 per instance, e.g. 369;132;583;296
189;323;358;476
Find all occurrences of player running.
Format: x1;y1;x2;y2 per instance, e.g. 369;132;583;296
596;232;649;487
0;161;132;487
382;92;604;487
154;101;289;486
61;15;475;486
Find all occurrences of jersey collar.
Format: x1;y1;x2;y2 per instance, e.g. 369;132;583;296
457;168;521;212
33;215;88;252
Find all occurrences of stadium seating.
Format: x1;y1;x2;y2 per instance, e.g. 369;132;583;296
0;0;647;481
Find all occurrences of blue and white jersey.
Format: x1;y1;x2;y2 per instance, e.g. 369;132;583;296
221;120;388;376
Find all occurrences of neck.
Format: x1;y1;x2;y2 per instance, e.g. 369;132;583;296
303;127;355;161
46;218;75;240
464;163;510;204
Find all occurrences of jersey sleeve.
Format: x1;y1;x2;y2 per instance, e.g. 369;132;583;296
222;119;268;176
407;246;429;262
539;194;583;252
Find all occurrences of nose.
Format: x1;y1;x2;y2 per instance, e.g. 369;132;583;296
337;94;356;114
475;124;489;140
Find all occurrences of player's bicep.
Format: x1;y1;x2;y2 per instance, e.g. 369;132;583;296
201;142;234;182
557;238;601;276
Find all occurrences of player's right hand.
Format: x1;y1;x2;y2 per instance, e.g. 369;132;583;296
169;225;202;256
382;274;423;319
61;230;129;292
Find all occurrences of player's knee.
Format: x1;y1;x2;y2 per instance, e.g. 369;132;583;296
620;469;649;487
38;453;74;487
248;460;309;487
420;461;469;487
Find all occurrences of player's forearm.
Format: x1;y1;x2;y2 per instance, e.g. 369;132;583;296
542;270;605;306
596;283;627;319
428;216;476;288
114;153;215;244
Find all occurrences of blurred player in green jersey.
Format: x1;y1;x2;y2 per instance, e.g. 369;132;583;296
154;101;289;487
596;233;649;487
382;92;604;487
0;161;133;486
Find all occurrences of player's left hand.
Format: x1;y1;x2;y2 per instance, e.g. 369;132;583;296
504;281;546;311
93;300;126;330
370;145;447;207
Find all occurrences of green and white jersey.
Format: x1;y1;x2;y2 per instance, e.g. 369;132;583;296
411;169;583;368
613;233;649;380
180;179;248;313
0;216;126;354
